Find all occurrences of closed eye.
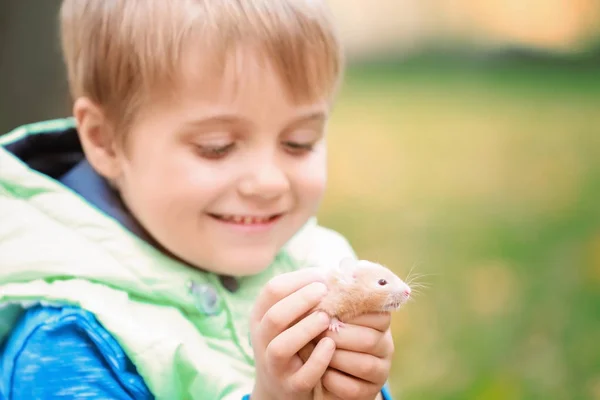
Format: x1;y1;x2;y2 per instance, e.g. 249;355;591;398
195;143;235;159
283;141;315;155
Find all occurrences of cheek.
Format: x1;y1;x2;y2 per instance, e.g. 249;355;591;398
294;153;328;203
303;170;327;199
118;148;218;221
134;159;231;213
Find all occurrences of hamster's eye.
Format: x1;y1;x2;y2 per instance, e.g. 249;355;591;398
378;279;388;286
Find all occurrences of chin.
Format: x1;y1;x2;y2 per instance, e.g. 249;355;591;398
210;249;280;277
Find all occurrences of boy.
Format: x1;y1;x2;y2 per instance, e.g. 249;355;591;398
0;1;397;399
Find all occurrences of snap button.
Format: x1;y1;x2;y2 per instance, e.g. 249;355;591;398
188;281;221;316
219;275;239;292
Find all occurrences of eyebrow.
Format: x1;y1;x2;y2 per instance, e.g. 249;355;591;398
289;111;328;126
183;114;245;128
183;110;328;130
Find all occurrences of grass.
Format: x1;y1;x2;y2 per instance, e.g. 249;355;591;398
318;55;600;400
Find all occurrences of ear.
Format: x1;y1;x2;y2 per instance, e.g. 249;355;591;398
73;97;122;181
336;256;358;284
339;256;357;270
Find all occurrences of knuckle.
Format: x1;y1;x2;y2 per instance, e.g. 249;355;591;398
363;333;380;353
339;380;364;400
356;386;374;400
357;357;379;379
266;341;288;363
264;279;284;299
263;309;287;332
381;312;392;325
376;360;392;385
287;376;313;393
386;335;395;355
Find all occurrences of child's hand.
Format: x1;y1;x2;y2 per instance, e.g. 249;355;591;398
249;268;336;400
320;312;394;400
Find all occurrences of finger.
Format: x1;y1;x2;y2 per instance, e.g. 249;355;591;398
322;367;380;400
287;337;336;393
260;281;328;344
345;312;391;332
266;311;330;370
251;267;326;324
320;325;394;358
328;349;390;385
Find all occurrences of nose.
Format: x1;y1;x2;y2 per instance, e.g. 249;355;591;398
403;287;411;297
239;157;290;200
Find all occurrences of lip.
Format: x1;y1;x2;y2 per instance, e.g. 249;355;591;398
207;212;284;233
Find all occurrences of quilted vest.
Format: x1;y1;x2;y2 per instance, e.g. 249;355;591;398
0;118;356;399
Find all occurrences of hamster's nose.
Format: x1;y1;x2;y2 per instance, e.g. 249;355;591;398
403;287;411;297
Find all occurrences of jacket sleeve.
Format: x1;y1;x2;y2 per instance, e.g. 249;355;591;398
0;305;153;400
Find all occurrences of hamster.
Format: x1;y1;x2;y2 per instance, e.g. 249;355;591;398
313;257;412;331
298;257;412;399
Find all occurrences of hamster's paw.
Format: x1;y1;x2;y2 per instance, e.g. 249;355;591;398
328;317;344;332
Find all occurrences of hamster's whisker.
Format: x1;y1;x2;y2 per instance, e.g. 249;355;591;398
405;264;418;283
406;277;430;288
408;285;429;297
404;295;418;304
406;272;438;285
408;288;428;297
407;282;430;289
406;272;436;281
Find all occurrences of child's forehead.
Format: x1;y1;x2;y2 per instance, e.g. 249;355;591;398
164;45;332;110
180;46;282;96
135;49;332;134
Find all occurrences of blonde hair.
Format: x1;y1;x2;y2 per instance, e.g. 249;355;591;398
59;0;344;137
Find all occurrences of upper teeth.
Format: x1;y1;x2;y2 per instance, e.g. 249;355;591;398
220;215;271;224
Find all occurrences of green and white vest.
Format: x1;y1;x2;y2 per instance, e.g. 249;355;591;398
0;118;356;399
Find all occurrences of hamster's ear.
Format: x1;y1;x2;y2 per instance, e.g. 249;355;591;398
336;257;358;284
339;256;357;270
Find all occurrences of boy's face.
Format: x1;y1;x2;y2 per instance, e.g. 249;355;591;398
111;52;330;276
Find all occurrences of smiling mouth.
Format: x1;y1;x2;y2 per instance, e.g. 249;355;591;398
208;213;283;225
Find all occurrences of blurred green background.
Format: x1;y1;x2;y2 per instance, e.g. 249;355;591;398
2;1;600;399
321;55;600;399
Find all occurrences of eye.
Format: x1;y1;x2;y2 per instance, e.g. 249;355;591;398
283;141;315;156
378;279;388;286
195;143;235;160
